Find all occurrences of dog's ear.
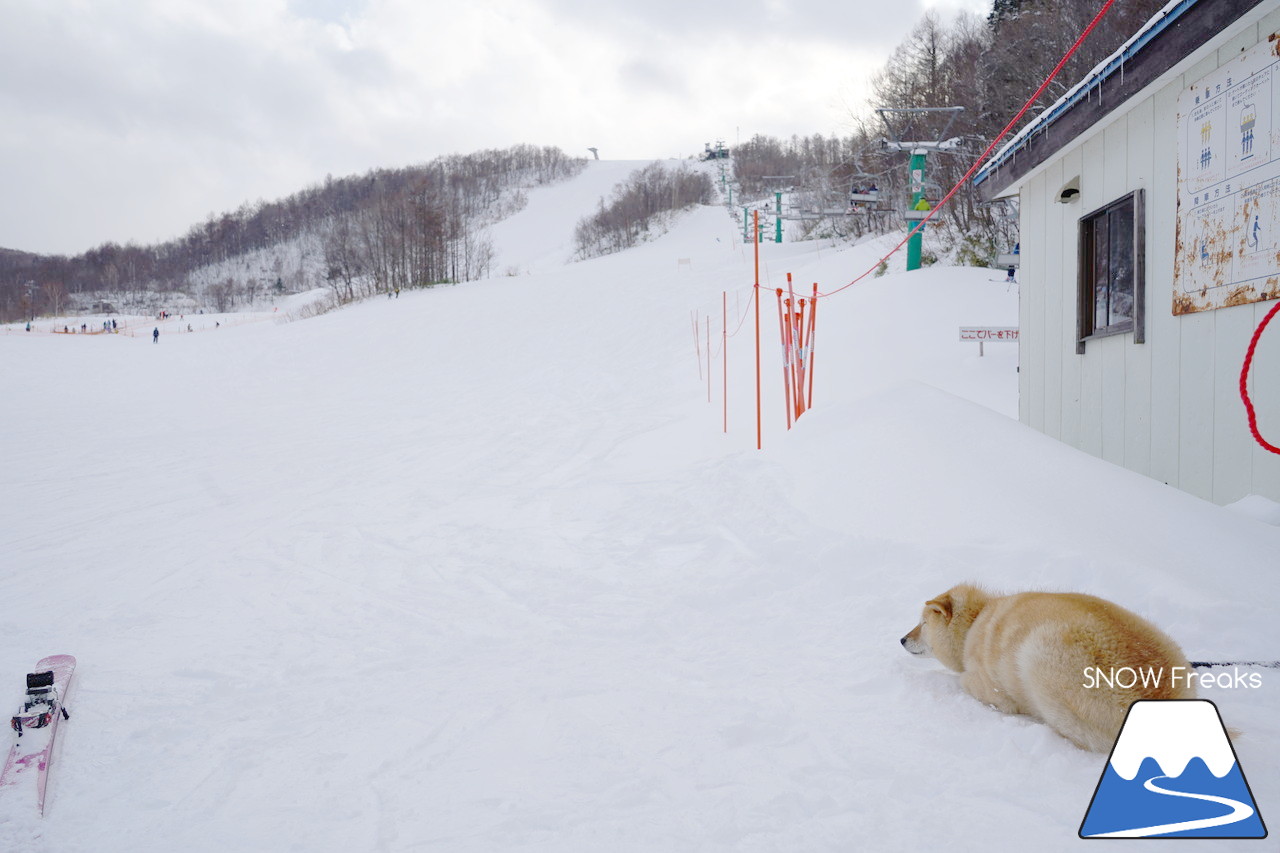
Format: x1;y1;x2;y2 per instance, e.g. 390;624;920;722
926;594;953;621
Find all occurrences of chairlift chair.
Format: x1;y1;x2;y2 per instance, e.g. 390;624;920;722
849;187;881;206
847;167;883;207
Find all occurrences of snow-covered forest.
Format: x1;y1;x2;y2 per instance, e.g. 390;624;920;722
573;162;715;260
0;0;1170;324
0;145;585;321
728;0;1170;251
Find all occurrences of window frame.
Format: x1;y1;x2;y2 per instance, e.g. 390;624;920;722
1076;189;1145;354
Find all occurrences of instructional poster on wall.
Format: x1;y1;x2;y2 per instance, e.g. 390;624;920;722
1174;34;1280;314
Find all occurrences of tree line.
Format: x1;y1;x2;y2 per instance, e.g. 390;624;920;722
1;0;1171;320
573;162;714;260
0;144;586;321
732;0;1167;260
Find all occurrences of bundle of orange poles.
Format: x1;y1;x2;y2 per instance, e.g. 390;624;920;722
774;273;818;428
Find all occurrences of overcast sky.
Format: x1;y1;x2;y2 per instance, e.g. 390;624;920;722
1;0;987;255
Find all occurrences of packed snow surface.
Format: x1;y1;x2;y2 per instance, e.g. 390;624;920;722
1;161;1276;851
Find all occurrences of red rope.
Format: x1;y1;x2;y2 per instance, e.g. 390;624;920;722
818;0;1118;299
1240;299;1280;455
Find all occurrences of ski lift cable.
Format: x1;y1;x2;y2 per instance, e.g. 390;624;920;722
705;291;755;362
694;283;761;361
815;0;1118;301
715;284;757;344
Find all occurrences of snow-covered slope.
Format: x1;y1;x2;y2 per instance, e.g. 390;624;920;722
0;163;1276;852
486;158;660;275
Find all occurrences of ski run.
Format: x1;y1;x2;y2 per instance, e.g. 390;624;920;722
1;161;1276;851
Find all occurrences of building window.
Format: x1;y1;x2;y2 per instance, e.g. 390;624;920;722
1077;189;1145;353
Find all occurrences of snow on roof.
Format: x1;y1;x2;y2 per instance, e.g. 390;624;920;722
973;0;1197;188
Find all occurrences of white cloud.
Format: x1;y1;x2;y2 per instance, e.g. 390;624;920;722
0;0;991;254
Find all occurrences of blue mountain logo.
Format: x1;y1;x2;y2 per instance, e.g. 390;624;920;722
1080;700;1267;838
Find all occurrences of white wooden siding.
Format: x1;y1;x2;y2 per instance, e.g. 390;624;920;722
1125;98;1154;479
1059;147;1086;451
1022;168;1046;431
1015;4;1280;504
1148;75;1184;489
1042;157;1066;441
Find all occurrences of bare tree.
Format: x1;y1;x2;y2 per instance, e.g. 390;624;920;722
574;163;714;259
0;146;592;319
40;280;67;316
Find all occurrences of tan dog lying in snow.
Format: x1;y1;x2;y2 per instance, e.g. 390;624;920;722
901;584;1195;752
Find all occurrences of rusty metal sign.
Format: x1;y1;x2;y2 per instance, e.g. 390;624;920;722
1174;34;1280;314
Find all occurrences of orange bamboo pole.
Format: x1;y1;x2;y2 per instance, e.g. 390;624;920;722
776;288;792;430
793;297;807;419
806;283;818;409
785;274;793;420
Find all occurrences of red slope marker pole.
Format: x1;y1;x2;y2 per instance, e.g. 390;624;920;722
794;297;807;419
786;273;803;419
785;298;794;419
722;290;728;434
807;283;818;410
776;288;793;430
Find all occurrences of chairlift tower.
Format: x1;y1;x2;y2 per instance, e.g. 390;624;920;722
877;106;964;271
706;139;733;202
762;176;794;243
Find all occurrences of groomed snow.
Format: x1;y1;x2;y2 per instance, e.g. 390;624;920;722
1;160;1276;851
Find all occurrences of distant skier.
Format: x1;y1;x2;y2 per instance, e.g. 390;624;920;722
152;327;159;344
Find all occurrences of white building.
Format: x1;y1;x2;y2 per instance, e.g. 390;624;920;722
976;0;1280;505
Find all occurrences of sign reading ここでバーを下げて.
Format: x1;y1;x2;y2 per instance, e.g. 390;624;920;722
1174;34;1280;314
959;327;1018;341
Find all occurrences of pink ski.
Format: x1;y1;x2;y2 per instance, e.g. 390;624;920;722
1;654;75;815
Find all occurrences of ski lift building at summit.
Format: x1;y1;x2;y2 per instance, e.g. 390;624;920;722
975;0;1280;505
